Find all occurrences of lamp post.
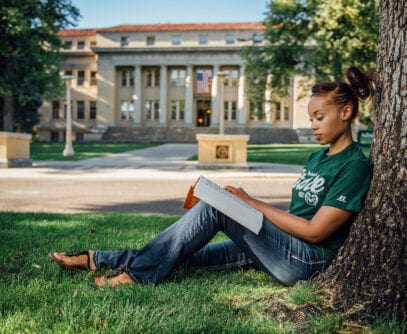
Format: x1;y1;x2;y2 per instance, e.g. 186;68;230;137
216;71;229;135
62;75;75;156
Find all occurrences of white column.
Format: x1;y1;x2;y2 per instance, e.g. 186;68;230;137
134;66;142;124
185;65;193;124
264;73;273;124
237;65;246;125
211;65;219;126
63;76;75;156
159;65;167;124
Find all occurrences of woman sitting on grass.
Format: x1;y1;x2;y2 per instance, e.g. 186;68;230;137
50;67;373;287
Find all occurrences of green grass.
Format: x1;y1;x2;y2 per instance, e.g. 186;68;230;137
31;142;370;165
187;144;324;165
0;212;403;333
247;144;324;165
247;144;371;165
30;142;156;161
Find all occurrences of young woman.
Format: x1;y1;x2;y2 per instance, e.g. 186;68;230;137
49;67;373;287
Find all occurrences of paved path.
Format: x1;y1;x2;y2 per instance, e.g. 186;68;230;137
0;144;302;215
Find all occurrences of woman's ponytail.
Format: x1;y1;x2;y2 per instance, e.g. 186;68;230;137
346;66;374;100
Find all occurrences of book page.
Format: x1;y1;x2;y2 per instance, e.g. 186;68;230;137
194;176;263;234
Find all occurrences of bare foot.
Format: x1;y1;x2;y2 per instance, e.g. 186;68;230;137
94;272;134;287
49;251;96;271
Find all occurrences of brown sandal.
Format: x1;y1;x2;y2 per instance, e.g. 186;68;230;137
48;251;92;271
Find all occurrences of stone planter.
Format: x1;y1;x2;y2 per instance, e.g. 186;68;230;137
0;131;32;168
196;134;250;169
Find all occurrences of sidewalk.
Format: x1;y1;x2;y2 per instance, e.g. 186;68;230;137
19;143;303;179
0;144;302;215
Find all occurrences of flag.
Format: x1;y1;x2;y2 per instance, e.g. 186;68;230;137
196;72;210;93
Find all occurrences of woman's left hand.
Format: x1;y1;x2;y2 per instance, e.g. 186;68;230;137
224;185;252;203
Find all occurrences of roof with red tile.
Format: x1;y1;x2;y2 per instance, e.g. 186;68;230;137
59;22;264;36
58;29;96;37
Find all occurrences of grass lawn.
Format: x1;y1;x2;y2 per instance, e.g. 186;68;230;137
30;142;156;161
247;144;324;165
186;144;325;165
31;142;370;165
0;212;402;333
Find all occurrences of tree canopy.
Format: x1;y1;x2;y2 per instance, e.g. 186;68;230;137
242;0;379;101
0;0;80;132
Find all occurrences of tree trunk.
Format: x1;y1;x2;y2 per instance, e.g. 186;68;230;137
319;0;406;320
2;95;15;132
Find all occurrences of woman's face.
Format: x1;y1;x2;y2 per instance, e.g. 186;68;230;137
307;95;351;146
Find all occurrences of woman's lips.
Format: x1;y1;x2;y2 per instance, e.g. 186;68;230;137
314;134;322;141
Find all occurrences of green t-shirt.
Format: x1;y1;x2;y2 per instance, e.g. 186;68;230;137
289;142;372;259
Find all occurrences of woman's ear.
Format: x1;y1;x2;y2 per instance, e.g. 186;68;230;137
342;105;353;120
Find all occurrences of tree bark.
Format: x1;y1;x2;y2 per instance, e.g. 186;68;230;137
319;0;406;320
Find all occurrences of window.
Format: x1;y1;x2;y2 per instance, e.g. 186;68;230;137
170;100;185;120
274;100;289;121
121;36;129;47
275;101;281;120
64;41;72;50
145;100;160;120
76;133;84;142
253;33;264;44
77;101;85;119
121;70;127;86
77;41;85;49
51;131;59;142
283;102;289;121
146;35;155;45
146;68;160;87
222;68;239;87
90;101;97;119
249;101;265;121
77;70;85;85
120;101;136;121
199;35;208;45
120;69;134;87
226;34;235;44
90;71;97;86
52;101;60;119
64;70;73;77
90;40;97;47
170;68;186;87
172;35;182;45
224;101;237;121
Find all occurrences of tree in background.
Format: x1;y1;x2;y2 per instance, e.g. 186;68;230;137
319;0;406;320
242;0;379;127
0;0;80;133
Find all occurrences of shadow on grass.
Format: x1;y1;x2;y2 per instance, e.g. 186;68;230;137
76;198;291;215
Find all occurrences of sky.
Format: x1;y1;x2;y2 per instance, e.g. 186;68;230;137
70;0;268;29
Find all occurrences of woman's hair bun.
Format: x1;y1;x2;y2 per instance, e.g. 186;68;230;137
346;66;373;100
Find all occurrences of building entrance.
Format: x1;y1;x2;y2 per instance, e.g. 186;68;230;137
196;99;211;127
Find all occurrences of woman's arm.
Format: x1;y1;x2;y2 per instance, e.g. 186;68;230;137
224;186;353;243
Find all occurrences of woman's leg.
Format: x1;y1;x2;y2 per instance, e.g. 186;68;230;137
95;201;223;283
94;201;327;285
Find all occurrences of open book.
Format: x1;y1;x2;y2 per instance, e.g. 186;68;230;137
183;175;263;234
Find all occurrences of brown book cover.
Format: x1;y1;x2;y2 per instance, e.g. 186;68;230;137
183;177;201;209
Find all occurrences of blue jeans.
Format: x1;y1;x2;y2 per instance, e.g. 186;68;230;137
94;202;328;286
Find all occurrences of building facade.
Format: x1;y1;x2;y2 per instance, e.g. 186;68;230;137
36;22;311;143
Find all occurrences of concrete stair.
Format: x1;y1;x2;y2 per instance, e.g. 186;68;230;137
102;126;299;144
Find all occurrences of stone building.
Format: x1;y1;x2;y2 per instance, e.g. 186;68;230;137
36;22;311;143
